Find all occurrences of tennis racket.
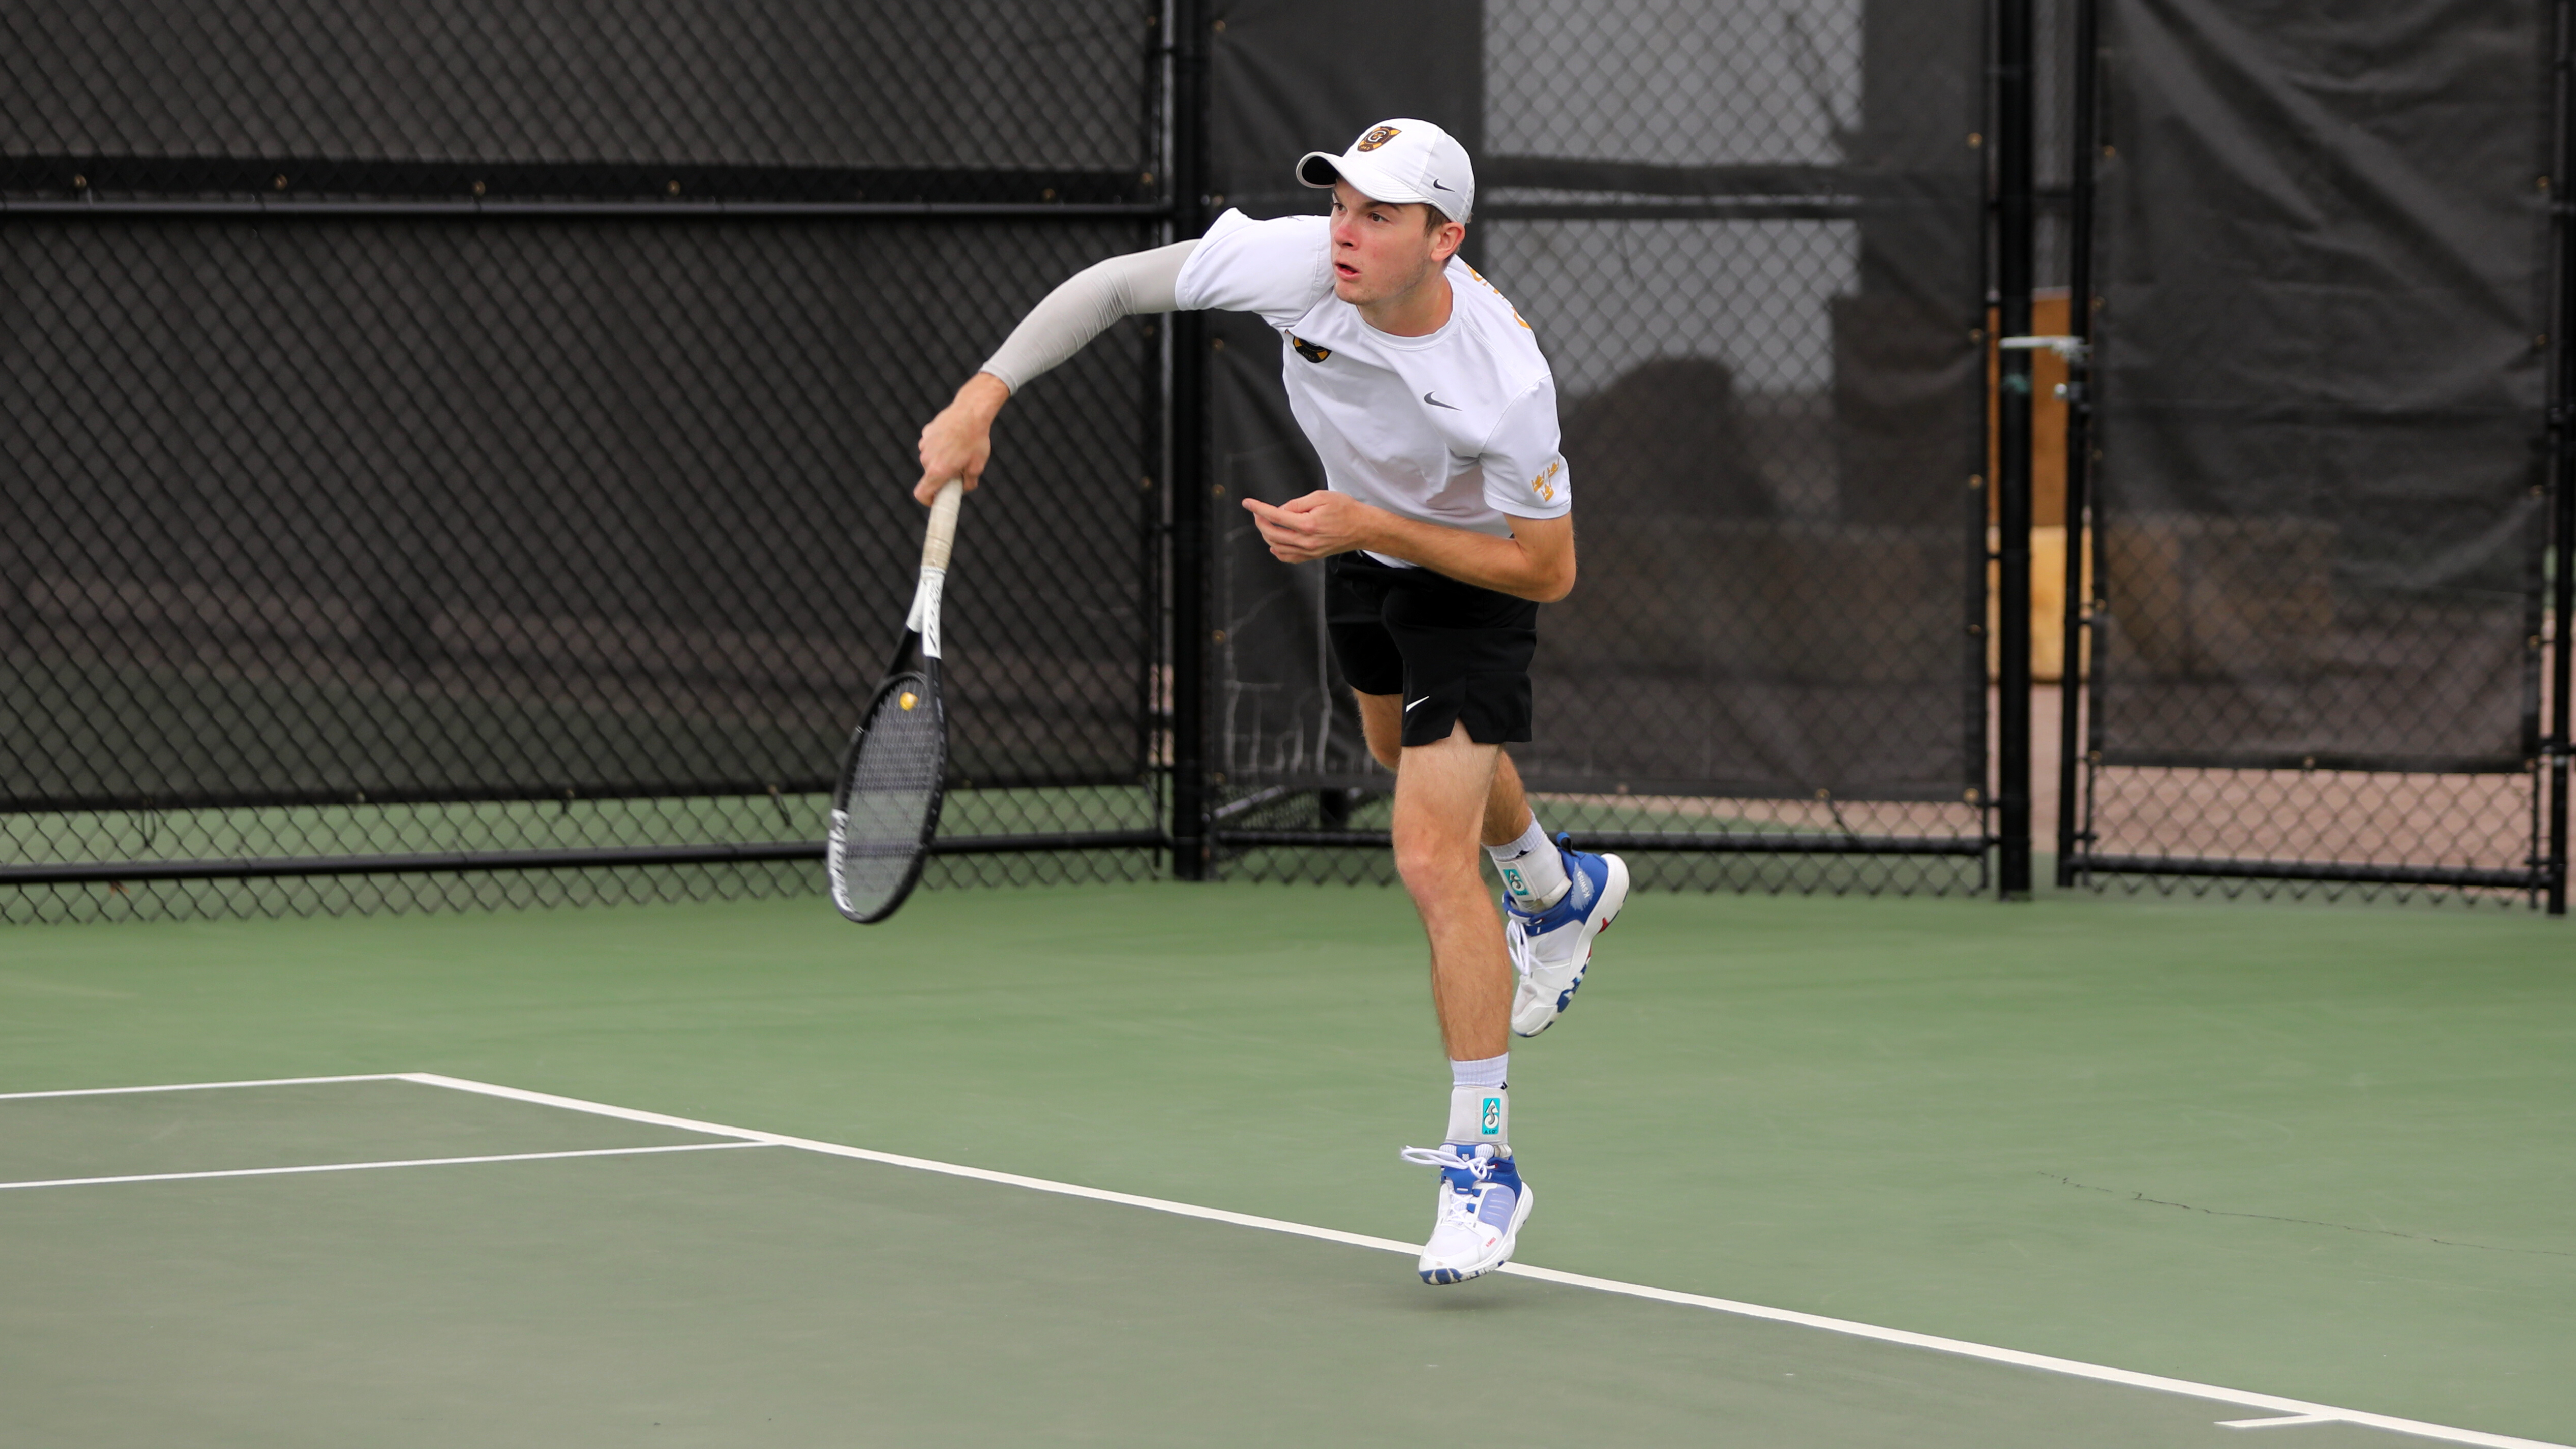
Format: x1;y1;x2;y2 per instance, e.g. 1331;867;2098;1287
828;478;965;924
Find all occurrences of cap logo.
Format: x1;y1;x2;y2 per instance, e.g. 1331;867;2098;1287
1355;126;1401;152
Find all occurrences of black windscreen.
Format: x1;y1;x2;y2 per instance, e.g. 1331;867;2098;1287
2090;0;2550;772
0;0;1144;174
0;217;1153;809
1205;0;1986;801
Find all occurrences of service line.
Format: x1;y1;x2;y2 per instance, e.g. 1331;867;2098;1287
0;1074;409;1101
0;1140;766;1192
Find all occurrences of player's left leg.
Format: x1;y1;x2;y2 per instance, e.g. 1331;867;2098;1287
1392;722;1511;1062
1390;720;1533;1284
1333;555;1542;1283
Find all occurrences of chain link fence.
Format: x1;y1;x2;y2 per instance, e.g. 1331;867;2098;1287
1;1;1168;921
12;0;2556;922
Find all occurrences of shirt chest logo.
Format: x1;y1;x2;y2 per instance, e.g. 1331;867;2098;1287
1290;334;1332;364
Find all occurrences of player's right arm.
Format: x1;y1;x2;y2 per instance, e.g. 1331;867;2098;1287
914;210;1331;504
912;242;1196;504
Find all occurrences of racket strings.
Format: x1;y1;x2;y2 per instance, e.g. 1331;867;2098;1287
830;676;944;919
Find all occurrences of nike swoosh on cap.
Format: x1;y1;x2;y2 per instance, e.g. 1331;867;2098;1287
1423;391;1459;410
1431;179;1454;192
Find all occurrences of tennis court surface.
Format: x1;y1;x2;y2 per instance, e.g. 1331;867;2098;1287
4;884;2568;1446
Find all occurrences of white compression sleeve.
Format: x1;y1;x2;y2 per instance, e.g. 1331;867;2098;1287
976;239;1198;393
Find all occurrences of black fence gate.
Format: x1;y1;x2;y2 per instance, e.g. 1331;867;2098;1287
1194;0;1994;895
2052;0;2573;907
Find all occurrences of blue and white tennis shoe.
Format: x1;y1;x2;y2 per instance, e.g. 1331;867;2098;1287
1399;1142;1531;1284
1504;834;1629;1037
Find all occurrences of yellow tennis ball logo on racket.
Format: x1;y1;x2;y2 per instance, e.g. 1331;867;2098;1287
899;692;918;711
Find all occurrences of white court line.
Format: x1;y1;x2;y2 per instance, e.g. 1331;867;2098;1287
15;1074;2563;1448
397;1071;2574;1449
0;1074;407;1101
0;1140;765;1191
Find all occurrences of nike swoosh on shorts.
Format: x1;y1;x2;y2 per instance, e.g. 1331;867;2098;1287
1405;697;1429;711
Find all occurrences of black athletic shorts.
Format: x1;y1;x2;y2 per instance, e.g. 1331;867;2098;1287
1326;552;1539;748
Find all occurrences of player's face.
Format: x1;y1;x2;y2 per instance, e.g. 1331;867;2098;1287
1328;181;1450;307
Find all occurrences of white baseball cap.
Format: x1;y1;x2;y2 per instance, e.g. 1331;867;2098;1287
1296;119;1475;222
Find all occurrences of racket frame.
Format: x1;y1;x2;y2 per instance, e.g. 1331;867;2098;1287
827;479;964;924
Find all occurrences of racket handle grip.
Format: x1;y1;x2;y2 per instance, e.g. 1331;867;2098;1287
921;478;964;571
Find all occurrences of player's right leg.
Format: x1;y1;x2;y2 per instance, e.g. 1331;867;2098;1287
1388;713;1623;1040
1485;748;1629;1037
1356;688;1404;771
1380;699;1624;1030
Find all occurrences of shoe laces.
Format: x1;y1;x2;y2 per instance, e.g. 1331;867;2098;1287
1501;911;1538;978
1399;1143;1499;1180
1404;1145;1504;1233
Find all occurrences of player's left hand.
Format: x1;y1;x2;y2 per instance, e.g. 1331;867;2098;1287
1244;491;1377;563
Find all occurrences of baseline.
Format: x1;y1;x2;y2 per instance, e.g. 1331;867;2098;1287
399;1072;2571;1449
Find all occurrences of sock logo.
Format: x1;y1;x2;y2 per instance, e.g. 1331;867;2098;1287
1481;1096;1502;1135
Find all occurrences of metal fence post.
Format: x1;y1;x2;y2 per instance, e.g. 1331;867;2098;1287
1994;0;2037;899
2550;0;2575;914
2055;0;2101;890
1140;2;1173;871
1166;0;1213;879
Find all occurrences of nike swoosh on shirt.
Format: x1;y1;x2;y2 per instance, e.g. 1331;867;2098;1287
1423;391;1459;410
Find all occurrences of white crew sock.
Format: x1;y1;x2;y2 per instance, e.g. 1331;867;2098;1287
1486;815;1570;911
1446;1054;1510;1149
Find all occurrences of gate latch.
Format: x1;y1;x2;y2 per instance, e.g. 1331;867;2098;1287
1999;335;2090;362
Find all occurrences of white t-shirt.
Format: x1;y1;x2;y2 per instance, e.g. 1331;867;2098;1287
1172;209;1571;568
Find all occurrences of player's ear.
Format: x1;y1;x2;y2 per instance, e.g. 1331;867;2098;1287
1429;218;1466;264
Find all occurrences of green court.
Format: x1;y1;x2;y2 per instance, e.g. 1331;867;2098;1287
4;882;2568;1446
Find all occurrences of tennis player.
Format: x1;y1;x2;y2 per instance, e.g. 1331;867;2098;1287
912;120;1627;1285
